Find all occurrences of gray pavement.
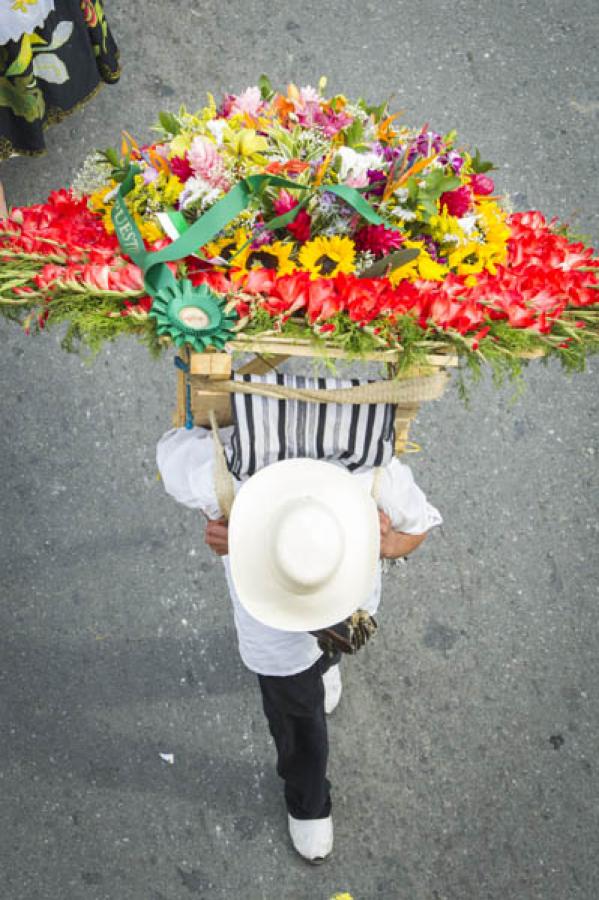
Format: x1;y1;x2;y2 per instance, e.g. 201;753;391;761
1;2;598;898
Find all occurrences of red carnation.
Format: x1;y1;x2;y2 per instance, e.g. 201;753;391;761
440;185;473;217
469;174;495;195
169;154;194;182
273;190;311;243
354;225;404;257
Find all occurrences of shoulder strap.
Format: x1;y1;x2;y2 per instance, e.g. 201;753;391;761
371;466;383;506
208;409;236;521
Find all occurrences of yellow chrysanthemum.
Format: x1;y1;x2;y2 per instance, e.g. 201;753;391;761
231;240;297;282
136;217;163;243
146;172;184;207
299;235;356;279
429;207;465;245
477;198;510;243
417;253;448;281
89;183;115;214
101;211;114;235
475;199;510;273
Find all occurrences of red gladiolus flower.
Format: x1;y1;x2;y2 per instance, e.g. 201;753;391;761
243;268;277;295
337;274;387;323
440;185;472;217
261;272;309;316
190;270;232;294
307;279;344;322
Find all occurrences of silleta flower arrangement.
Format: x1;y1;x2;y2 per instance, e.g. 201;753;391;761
1;77;598;383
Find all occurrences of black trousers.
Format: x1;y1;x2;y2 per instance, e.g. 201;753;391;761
257;652;340;820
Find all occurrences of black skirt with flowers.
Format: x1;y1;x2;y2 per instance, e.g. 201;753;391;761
0;0;120;160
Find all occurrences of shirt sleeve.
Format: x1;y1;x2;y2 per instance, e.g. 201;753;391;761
156;426;234;519
377;458;443;534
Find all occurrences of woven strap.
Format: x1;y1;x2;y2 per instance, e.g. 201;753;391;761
208;409;236;520
196;371;449;406
209;411;383;522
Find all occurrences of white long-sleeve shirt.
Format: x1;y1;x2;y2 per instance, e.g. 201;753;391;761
157;426;442;676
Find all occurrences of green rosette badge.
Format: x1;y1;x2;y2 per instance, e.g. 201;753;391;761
149;279;238;351
111;166;238;353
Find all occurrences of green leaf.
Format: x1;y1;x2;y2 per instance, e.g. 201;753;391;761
423;170;461;197
406;175;420;205
5;35;33;77
471;147;496;173
359;248;420;279
101;147;119;168
158;110;181;135
343;118;365;148
258;74;274;100
358;98;388;122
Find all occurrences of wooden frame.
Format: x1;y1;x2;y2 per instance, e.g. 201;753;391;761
173;342;458;454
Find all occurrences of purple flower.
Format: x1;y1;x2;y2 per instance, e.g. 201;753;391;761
251;229;273;249
439;150;464;174
143;167;159;184
365;169;386;196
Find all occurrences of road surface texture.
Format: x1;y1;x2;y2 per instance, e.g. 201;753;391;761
1;2;598;898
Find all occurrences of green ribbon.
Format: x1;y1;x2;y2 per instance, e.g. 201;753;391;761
111;165;398;298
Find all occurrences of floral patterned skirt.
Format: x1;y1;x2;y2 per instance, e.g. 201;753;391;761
0;0;120;160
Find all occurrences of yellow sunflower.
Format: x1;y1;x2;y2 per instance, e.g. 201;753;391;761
230;240;297;282
298;235;356;279
203;228;250;265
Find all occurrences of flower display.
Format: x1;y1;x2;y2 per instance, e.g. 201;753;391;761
0;78;598;379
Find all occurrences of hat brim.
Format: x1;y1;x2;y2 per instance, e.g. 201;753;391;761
228;458;380;632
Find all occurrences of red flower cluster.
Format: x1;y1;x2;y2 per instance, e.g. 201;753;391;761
1;189;118;258
2;191;597;347
0;190;154;316
231;211;599;340
273;190;311;242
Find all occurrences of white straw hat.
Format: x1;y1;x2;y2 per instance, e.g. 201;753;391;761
228;458;380;632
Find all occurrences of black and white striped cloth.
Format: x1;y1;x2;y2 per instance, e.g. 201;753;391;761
226;372;396;478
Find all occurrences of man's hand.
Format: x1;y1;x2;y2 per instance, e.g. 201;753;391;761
204;516;229;556
378;510;427;559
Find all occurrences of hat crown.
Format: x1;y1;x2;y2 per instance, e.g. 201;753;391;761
273;497;344;593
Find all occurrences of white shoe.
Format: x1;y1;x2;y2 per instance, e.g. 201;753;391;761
288;814;333;864
323;663;342;715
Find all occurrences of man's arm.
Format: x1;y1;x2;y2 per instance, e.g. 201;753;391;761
204;511;428;560
378;510;427;559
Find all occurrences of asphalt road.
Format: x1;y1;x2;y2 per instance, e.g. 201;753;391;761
1;2;598;899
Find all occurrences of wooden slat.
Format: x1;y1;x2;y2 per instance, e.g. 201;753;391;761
228;337;458;367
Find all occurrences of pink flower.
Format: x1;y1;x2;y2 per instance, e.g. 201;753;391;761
229;87;265;119
187;137;229;190
440;185;473;217
469;174;495;195
354;225;404;257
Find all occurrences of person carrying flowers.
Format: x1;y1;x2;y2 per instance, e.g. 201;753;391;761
156;386;442;864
